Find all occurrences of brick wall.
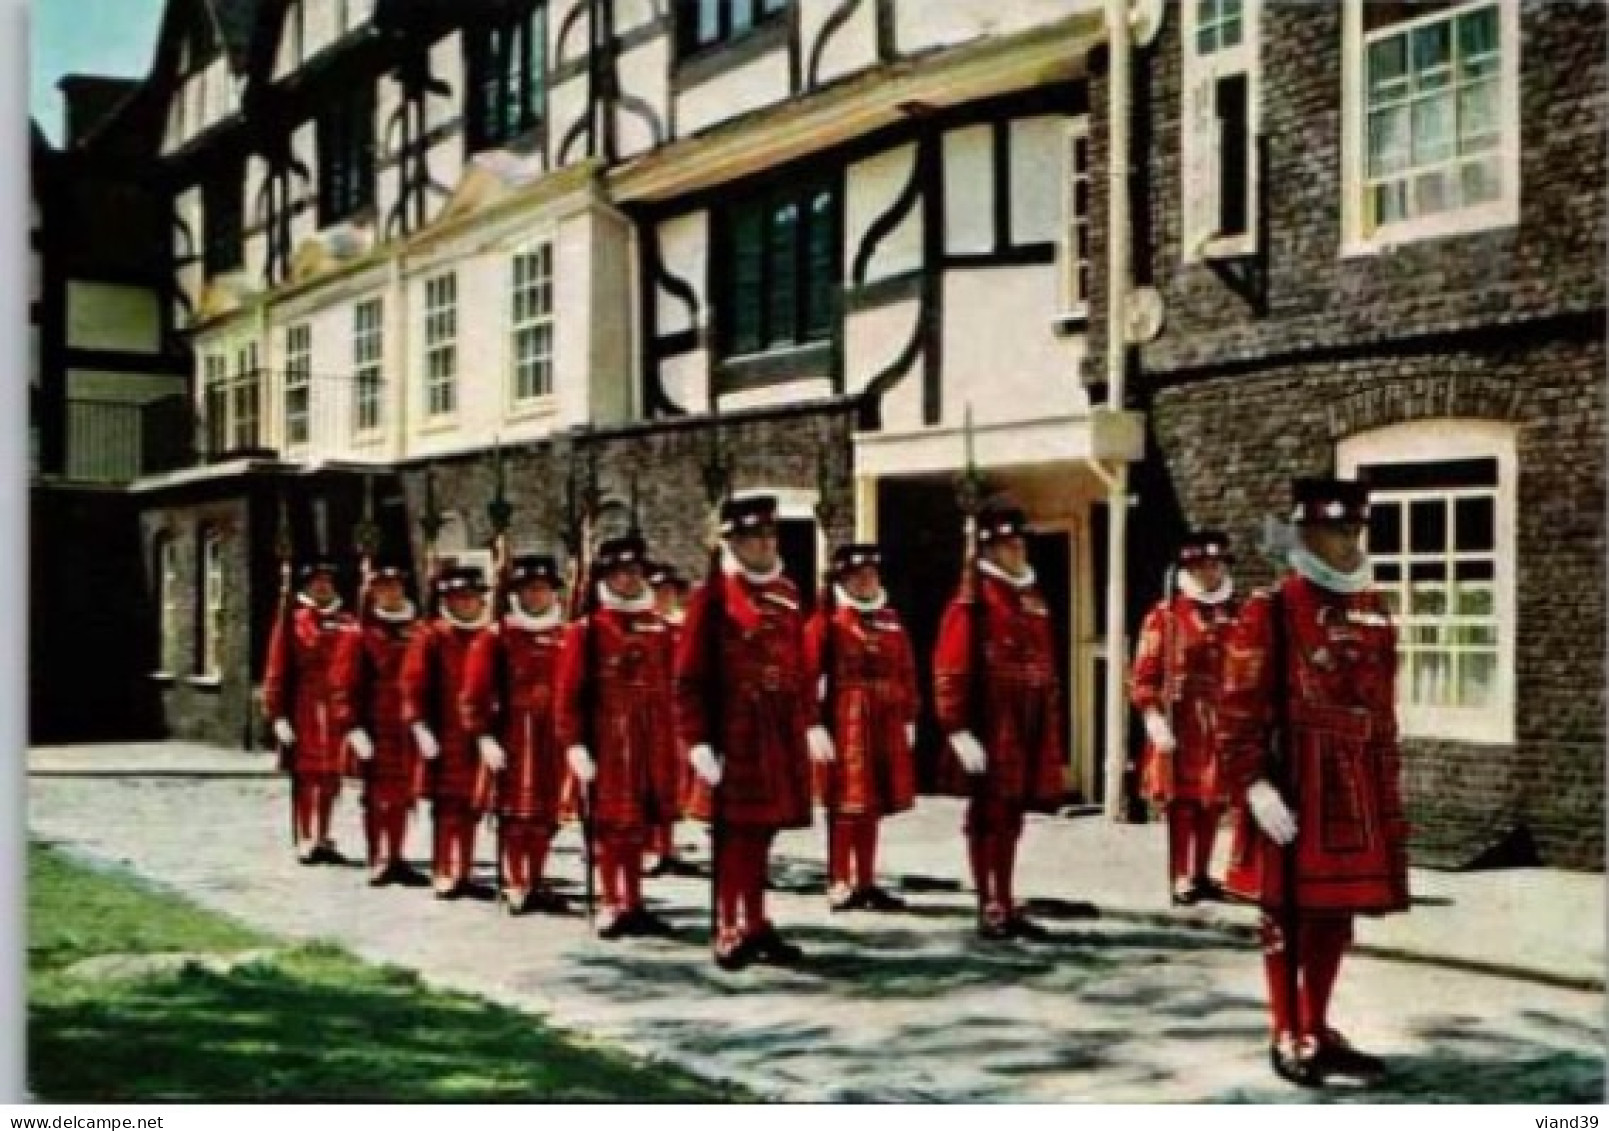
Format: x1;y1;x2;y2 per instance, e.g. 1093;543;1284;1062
1081;1;1607;868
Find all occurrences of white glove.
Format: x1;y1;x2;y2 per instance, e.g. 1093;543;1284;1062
1247;780;1298;846
412;722;440;760
1144;710;1178;755
948;731;987;775
690;743;723;787
806;725;837;765
273;718;296;747
478;735;507;773
347;729;375;761
905;723;917;749
566;744;596;783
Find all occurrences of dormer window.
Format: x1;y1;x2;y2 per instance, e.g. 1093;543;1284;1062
675;0;792;59
465;3;546;152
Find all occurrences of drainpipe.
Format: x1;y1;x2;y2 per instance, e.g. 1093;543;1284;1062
1102;0;1132;822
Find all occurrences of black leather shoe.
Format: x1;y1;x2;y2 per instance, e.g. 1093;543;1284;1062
597;910;630;940
749;923;805;965
714;934;756;971
861;885;908;912
828;884;862;913
313;843;346;866
1270;1036;1324;1088
389;862;432;888
1193;877;1225;903
623;907;678;938
1006;914;1052;942
1171;879;1199;907
1313;1029;1386;1082
527;888;572;916
977;915;1012;942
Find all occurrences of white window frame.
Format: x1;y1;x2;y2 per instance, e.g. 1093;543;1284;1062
422;272;458;420
1341;0;1520;255
509;243;556;410
284;322;312;450
201;529;225;679
231;342;260;451
353;298;384;438
1181;0;1260;264
1337;419;1517;745
1059;117;1092;319
157;535;182;676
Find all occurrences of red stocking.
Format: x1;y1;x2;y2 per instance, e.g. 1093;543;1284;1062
1168;804;1193;884
967;835;994;912
1260;914;1300;1039
714;834;743;941
1300;916;1353;1036
738;831;771;931
991;816;1023;915
314;780;338;845
829;816;854;889
853;819;879;890
293;778;315;845
1194;805;1224;882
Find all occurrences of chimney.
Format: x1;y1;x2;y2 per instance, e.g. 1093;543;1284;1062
57;75;140;149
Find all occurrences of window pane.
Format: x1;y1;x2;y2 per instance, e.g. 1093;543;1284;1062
1368;500;1403;554
1411;91;1454;165
1409;499;1447;553
1368;36;1409;101
731;0;755;34
1197;24;1217;54
1457;6;1499;74
1411;651;1451;705
804;189;835;339
767;199;799;347
1409;582;1446;616
730;206;764;355
1458;79;1499;151
1413;168;1451;215
1454;558;1495;582
1454;495;1494;552
1411;22;1452;88
1458;651;1497;707
1409;560;1447;584
1367;106;1410;177
1453;580;1493;618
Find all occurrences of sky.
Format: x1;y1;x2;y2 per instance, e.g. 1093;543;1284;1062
31;0;166;144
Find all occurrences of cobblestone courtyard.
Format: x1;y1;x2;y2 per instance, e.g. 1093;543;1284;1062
27;760;1606;1103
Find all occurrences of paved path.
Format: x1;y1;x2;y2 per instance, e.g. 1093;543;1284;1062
28;752;1606;1102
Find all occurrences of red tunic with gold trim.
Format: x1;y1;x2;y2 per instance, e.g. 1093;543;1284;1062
1129;594;1240;806
676;572;815;830
805;600;920;817
460;617;566;824
932;572;1065;810
1219;574;1410;914
399;617;487;808
554;606;680;829
329;610;421;804
264;601;358;778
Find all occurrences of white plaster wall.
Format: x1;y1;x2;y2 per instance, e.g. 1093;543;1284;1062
844;299;921;397
553;0;593;69
656;211;707;336
614;38;671;161
799;0;878;87
659;351;709;416
943;125;994;254
549;74;591;169
847;144;920;282
1010;116;1064;245
67;284;162;353
940;265;1088;430
873;348;924;433
892;0;1089;55
588;209;635;426
174;187;203;329
427;34;465;133
290;122;319;247
677;50;792;136
613;0;662;35
720;378;835;414
304;0;340;59
552;213;593;430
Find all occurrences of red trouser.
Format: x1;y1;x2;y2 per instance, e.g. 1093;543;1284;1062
497;818;555;892
713;826;777;948
1259;913;1355;1040
594;824;647;915
1166;801;1225;882
828;815;882;890
431;800;480;884
964;798;1025;921
292;774;342;847
361;793;413;869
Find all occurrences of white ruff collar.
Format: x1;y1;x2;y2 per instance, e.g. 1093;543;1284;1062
508;603;563;631
442;606;491;631
1179;572;1235;606
372;600;416;624
979;558;1036;590
1289;546;1373;596
298;593;344;613
597;583;655;613
722;544;784;585
834;584;887;613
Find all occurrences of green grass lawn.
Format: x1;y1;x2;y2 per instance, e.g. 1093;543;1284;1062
28;842;745;1102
